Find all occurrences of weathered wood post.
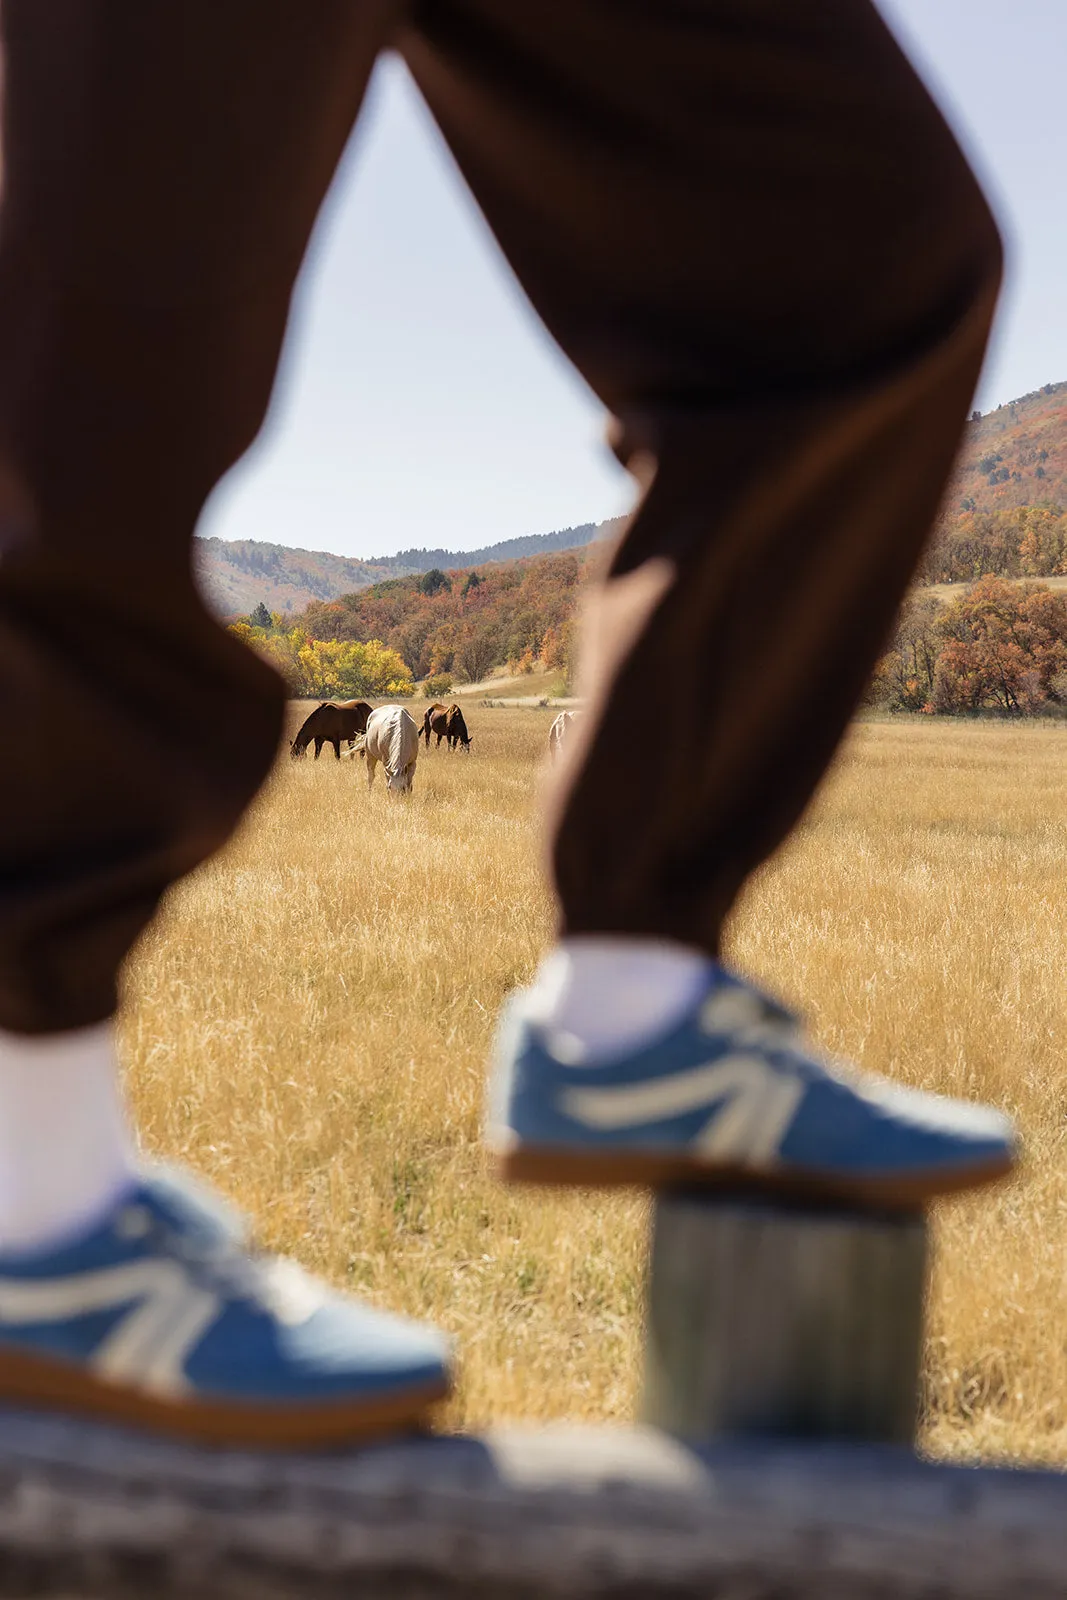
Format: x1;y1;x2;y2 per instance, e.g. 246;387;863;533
641;1191;928;1444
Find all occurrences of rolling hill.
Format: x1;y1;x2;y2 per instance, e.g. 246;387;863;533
196;517;624;617
917;379;1067;583
945;379;1067;514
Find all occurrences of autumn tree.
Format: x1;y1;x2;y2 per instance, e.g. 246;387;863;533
1017;506;1067;576
454;622;500;684
932;576;1067;714
228;622;413;699
868;591;941;711
424;620;459;676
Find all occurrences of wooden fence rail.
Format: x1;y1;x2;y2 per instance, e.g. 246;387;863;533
0;1408;1065;1599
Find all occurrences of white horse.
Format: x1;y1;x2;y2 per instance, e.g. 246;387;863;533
548;709;580;761
364;705;420;793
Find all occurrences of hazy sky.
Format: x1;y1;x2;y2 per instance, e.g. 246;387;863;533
201;1;1065;560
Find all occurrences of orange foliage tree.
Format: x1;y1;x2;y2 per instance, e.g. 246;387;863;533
933;576;1067;713
871;577;1067;716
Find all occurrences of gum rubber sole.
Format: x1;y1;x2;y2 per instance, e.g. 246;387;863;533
0;1347;449;1449
493;1144;1015;1213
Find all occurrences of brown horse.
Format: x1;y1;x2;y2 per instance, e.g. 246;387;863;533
421;702;448;748
422;702;472;751
290;700;372;760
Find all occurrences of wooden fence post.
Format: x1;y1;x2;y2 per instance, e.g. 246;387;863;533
641;1191;928;1444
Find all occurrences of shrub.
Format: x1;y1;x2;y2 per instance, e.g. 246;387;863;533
423;673;454;699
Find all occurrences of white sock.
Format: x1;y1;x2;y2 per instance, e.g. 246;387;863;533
0;1023;138;1254
524;937;714;1064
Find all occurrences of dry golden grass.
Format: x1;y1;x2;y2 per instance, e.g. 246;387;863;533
120;708;1067;1464
925;576;1067;603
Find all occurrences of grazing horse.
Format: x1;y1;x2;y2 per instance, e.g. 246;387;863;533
421;702;447;748
290;700;372;760
548;709;579;760
423;701;472;752
445;704;472;752
364;705;420;793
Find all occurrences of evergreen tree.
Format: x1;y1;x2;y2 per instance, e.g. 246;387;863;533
418;568;450;597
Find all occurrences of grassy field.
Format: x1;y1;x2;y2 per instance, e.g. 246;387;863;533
120;707;1067;1464
924;575;1067;603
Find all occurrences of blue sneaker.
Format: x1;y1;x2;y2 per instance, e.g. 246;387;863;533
486;968;1017;1208
0;1167;449;1448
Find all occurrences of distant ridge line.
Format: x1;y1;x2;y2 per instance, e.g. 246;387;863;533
195;515;626;617
374;517;627;572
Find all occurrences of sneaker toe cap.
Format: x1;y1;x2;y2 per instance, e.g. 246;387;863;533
187;1299;451;1403
781;1074;1017;1177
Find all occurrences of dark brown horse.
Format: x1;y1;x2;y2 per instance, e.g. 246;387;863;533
445;704;472;752
290;701;372;760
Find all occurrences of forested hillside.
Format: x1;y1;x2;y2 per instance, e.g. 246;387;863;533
298;547;600;683
922;380;1067;581
229;546;603;699
197;517;620;616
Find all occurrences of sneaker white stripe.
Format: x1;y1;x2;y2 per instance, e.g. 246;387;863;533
0;1260;182;1322
92;1267;219;1398
560;1054;804;1164
132;1288;220;1396
696;1068;804;1166
0;1262;219;1399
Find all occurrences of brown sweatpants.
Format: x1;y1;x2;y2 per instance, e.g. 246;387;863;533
0;1;1001;1035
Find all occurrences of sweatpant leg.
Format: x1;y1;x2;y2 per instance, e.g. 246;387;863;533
401;0;1002;951
0;1;398;1035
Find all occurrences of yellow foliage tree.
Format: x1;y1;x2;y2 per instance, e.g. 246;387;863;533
228;625;413;699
